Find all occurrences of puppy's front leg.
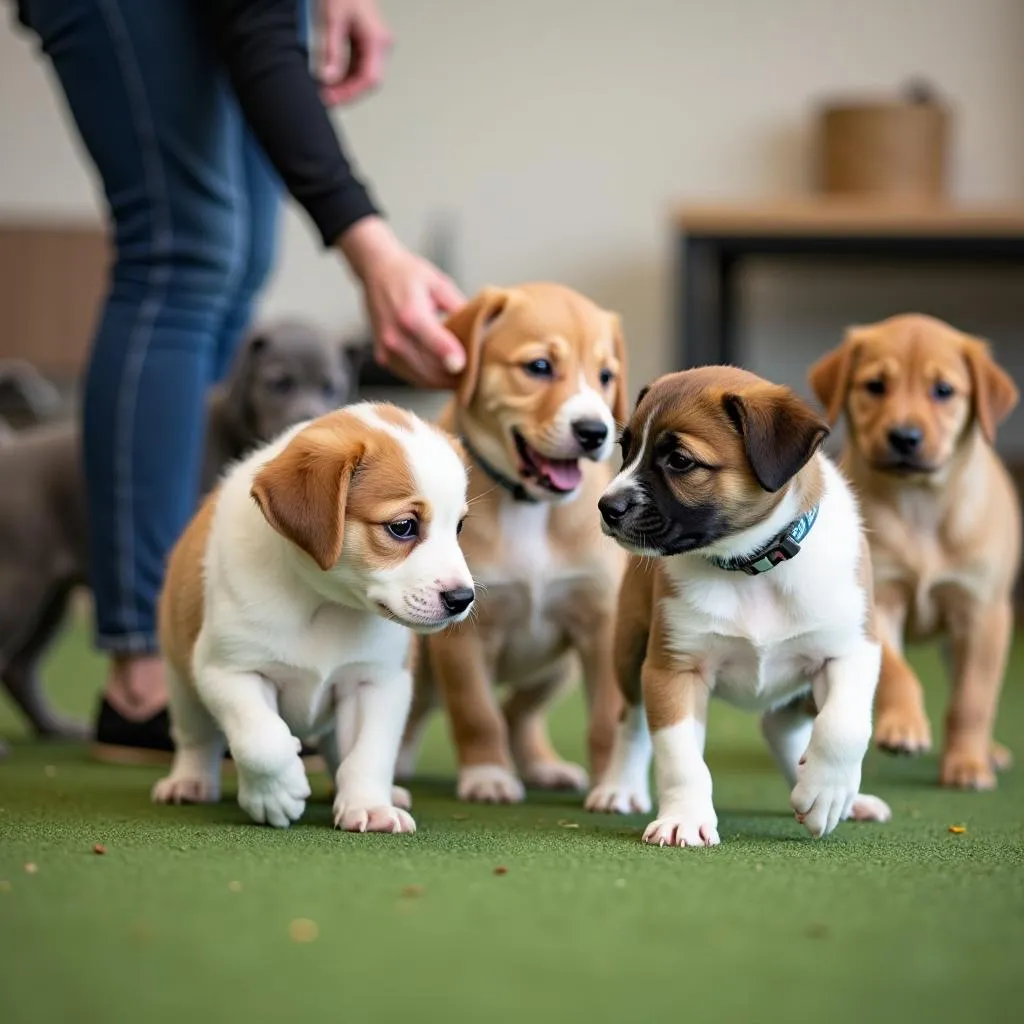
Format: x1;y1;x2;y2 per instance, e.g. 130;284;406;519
332;669;416;833
575;615;625;783
641;658;718;848
323;689;413;812
791;640;880;838
430;630;524;803
198;666;310;828
762;696;891;825
873;583;932;755
941;597;1013;790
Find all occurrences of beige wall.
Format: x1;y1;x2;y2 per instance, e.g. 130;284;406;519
3;0;1024;443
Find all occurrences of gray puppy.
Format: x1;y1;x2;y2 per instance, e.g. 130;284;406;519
0;359;63;429
0;320;365;756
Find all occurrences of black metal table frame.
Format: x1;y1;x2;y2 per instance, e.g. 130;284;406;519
678;232;1024;368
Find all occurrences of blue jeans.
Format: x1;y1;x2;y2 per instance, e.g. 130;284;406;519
23;0;305;654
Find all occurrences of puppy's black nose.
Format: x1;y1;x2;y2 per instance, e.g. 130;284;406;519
888;425;923;456
572;419;609;452
598;493;631;525
440;587;475;616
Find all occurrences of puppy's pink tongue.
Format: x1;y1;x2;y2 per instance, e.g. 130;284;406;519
536;456;582;491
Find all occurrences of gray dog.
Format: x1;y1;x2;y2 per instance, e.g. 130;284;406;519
0;319;365;756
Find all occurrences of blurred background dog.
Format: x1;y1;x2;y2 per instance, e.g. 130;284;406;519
0;320;365;757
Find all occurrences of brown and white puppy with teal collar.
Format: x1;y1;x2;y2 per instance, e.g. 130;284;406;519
397;282;628;802
587;366;891;845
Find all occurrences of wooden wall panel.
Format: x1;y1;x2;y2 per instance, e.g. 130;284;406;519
0;222;109;379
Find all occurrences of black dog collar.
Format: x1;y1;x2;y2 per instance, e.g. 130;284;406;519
707;505;820;576
461;436;538;504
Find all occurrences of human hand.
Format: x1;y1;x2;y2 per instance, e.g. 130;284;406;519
317;0;393;107
339;217;467;389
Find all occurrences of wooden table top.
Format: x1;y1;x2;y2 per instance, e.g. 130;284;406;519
674;199;1024;237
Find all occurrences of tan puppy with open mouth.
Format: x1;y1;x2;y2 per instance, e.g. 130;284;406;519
809;314;1019;789
154;403;475;831
587;367;890;845
397;283;627;802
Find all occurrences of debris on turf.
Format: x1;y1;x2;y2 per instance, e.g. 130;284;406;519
614;878;626;889
949;825;967;834
401;884;425;899
557;819;580;829
228;881;242;893
289;918;319;943
494;865;508;876
755;863;764;872
24;863;38;875
92;844;107;856
0;880;10;892
806;922;828;939
44;765;57;778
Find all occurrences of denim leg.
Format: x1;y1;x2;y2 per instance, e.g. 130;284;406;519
212;134;281;383
25;0;248;653
212;0;310;381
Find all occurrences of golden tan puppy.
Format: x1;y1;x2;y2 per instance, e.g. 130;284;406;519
397;283;628;802
588;367;888;844
809;313;1019;789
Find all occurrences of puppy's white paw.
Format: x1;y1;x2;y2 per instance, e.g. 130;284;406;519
391;784;413;811
847;792;892;823
585;780;652;815
333;798;416;834
152;773;220;805
457;764;525;804
791;756;860;838
522;759;589;792
642;809;720;848
236;756;310;828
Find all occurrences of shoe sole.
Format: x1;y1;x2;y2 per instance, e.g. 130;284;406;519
91;743;326;775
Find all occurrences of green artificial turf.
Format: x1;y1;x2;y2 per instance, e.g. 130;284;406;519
1;615;1022;1024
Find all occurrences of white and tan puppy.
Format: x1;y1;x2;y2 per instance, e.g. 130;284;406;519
397;283;627;802
809;314;1019;788
587;367;890;845
153;403;475;831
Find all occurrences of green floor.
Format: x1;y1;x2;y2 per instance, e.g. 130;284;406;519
1;620;1022;1024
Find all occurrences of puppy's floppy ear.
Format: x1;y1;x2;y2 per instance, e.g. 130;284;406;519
250;426;364;571
444;286;511;406
962;335;1018;444
218;329;268;438
807;328;865;426
723;386;830;493
609;313;630;425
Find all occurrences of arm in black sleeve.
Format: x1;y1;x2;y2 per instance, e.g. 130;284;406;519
201;0;380;247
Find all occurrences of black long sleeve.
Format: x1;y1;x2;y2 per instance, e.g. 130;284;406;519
200;0;380;247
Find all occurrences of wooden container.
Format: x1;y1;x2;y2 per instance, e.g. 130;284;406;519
817;84;950;200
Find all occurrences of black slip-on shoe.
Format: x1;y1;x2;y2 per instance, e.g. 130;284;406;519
91;698;325;772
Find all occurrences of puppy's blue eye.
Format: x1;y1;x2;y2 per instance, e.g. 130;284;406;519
864;378;886;396
524;358;553;378
932;381;954;401
599;368;615;388
387;519;418;541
